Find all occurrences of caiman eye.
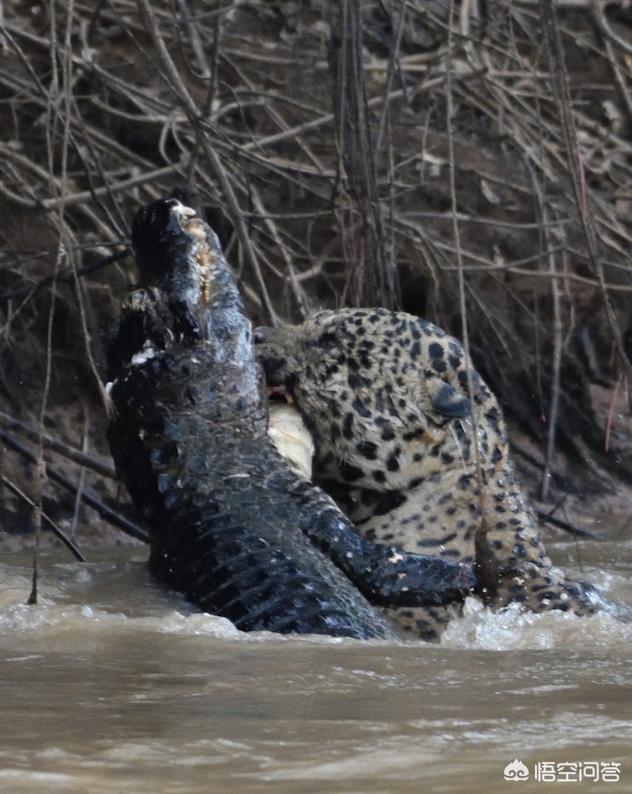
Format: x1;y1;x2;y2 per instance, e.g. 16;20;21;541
254;326;272;345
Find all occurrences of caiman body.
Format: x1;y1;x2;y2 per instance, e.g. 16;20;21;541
106;199;475;638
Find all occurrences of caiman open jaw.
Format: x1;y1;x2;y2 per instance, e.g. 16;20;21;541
171;201;214;307
171;200;213;304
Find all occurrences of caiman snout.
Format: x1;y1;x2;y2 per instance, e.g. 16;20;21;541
131;198;227;312
132;198;196;279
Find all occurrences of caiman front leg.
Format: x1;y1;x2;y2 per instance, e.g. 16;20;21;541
268;467;476;607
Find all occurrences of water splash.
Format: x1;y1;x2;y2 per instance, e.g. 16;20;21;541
440;596;632;651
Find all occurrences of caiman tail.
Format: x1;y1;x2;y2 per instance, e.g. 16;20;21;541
106;199;475;638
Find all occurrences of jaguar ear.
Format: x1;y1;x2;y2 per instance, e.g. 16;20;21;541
426;378;470;419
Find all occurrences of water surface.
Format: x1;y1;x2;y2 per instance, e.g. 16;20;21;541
1;538;631;793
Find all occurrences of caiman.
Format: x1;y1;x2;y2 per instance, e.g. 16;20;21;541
105;198;476;638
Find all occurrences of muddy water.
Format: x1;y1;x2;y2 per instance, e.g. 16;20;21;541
1;537;631;794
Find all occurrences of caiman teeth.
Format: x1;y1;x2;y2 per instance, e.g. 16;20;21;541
171;200;197;219
173;206;213;304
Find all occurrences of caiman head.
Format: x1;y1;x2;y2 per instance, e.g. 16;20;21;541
123;198;264;423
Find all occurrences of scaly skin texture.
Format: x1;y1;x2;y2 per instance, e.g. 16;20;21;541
256;308;604;640
106;200;475;638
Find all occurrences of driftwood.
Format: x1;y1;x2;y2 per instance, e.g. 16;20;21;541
535;510;597;540
0;410;116;480
0;474;85;561
0;430;148;543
